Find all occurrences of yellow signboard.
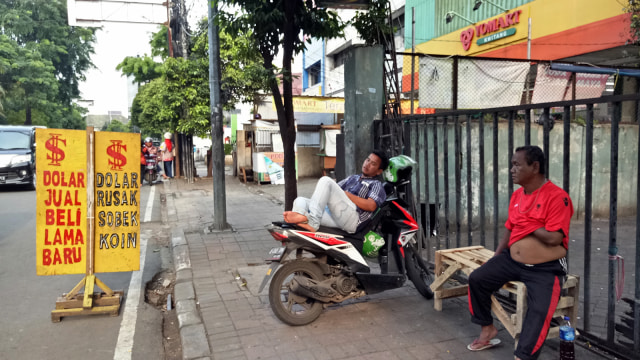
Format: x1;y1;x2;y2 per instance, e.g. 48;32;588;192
272;96;345;113
94;131;141;273
413;7;529;57
36;129;141;275
36;129;88;275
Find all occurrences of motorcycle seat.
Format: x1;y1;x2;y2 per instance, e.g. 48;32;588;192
269;221;366;253
316;208;383;253
315;225;366;253
272;220;368;239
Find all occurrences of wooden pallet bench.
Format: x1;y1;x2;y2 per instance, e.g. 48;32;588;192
429;245;580;341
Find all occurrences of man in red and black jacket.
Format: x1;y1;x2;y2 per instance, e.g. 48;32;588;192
141;137;158;184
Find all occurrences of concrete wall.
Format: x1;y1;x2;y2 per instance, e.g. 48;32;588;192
296;147;323;178
414;122;638;227
343;46;384;176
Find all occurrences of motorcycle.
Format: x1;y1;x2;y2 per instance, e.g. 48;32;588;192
259;155;434;326
144;153;159;185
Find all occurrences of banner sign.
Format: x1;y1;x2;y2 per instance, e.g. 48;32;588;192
272;96;344;113
531;64;609;103
36;129;88;275
94;132;141;273
419;57;454;109
419;58;529;109
36;129;141;275
264;155;285;185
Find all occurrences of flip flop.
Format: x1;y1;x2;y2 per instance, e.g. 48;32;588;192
467;338;501;351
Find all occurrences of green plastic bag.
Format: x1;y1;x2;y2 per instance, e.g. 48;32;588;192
363;231;385;257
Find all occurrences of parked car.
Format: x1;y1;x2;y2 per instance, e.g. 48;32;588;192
0;125;42;190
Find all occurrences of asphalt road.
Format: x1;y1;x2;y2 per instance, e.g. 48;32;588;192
0;182;170;360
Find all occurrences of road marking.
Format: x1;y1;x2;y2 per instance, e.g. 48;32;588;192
113;185;154;360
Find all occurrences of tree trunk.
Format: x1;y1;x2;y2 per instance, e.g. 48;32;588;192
25;103;32;125
257;2;300;211
269;79;297;210
279;0;298;211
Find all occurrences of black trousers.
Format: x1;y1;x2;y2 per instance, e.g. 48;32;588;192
468;249;566;360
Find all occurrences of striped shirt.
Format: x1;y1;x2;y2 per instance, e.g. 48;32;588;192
338;174;386;226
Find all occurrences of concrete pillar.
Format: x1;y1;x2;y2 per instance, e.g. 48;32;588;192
342;45;384;176
621;77;638;123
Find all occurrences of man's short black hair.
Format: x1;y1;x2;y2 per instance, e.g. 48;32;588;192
515;145;546;175
372;149;389;170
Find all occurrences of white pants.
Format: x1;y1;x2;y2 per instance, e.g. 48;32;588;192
292;176;359;233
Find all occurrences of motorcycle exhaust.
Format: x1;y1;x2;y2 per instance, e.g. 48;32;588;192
289;276;336;302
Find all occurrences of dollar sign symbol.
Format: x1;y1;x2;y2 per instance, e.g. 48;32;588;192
45;134;66;166
107;140;127;170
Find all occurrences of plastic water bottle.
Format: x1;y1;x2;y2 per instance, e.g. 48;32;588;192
559;316;575;360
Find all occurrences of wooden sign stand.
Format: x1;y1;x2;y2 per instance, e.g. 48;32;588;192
51;127;122;322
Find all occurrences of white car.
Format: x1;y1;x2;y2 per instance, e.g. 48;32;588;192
0;125;41;190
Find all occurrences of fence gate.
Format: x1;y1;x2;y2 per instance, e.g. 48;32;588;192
375;92;640;359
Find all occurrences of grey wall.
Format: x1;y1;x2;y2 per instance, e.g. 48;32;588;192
414;122;638;228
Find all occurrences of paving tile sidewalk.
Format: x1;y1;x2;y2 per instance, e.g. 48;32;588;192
161;169;610;360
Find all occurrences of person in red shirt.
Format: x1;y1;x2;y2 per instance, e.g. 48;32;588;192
467;145;574;360
159;132;174;179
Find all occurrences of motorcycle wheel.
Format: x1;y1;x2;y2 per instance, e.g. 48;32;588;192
405;244;435;299
268;260;325;326
144;171;154;185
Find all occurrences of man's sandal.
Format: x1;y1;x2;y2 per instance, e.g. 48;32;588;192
467;338;501;351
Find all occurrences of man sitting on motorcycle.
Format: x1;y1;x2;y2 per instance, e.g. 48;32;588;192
283;150;389;233
142;137;160;170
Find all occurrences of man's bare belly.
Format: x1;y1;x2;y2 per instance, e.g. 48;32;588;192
509;235;567;264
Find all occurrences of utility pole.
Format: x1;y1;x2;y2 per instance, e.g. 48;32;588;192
208;0;229;230
175;0;195;183
178;0;188;60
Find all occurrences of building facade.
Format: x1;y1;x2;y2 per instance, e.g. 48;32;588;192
402;0;637;102
302;2;407;98
301;1;636;110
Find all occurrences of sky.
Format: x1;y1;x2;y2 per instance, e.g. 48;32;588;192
79;23;159;118
77;0;302;121
77;0;207;119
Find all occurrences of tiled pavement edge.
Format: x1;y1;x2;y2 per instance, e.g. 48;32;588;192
171;225;210;360
161;169;612;360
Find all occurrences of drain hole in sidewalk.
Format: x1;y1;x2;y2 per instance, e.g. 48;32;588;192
145;270;181;360
145;269;176;309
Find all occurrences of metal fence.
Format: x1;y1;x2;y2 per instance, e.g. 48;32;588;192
398;54;617;116
374;92;640;359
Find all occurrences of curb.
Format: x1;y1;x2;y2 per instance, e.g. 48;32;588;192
171;226;211;360
166;182;211;360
